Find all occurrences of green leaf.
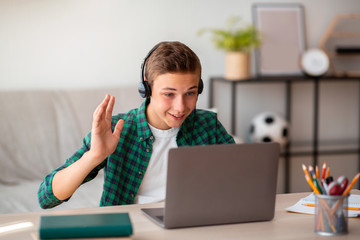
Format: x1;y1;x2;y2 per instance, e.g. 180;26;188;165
198;16;262;52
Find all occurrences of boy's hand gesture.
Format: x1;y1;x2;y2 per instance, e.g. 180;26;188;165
51;94;124;201
89;94;124;164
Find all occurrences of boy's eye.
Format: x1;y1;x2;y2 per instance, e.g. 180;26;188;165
186;92;196;96
164;93;174;97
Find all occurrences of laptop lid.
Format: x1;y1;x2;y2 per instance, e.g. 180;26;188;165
142;142;280;229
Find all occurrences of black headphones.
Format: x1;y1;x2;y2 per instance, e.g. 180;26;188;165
138;42;204;98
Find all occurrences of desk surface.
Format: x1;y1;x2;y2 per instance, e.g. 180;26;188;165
1;191;359;240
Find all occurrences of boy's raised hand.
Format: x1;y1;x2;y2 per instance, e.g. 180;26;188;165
51;94;124;201
89;94;124;164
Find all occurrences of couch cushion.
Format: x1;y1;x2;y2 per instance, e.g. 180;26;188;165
0;91;82;184
0;87;142;184
0;175;104;214
64;87;142;137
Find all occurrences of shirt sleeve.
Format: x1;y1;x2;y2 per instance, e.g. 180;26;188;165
215;119;235;144
37;132;105;209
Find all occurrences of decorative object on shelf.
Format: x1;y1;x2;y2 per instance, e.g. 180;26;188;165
252;3;306;76
319;14;360;77
198;16;261;80
300;48;330;77
225;51;250;80
249;111;289;148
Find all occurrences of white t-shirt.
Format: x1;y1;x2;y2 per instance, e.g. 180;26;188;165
134;125;179;204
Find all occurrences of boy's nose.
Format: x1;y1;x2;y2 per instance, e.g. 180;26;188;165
174;96;185;112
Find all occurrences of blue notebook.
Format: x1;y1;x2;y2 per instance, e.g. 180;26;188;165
39;212;133;239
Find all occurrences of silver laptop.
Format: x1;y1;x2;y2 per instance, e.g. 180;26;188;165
141;142;280;229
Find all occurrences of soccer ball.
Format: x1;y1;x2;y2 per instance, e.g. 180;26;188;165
249;112;289;147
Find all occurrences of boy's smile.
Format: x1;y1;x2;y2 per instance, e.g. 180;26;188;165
146;72;200;130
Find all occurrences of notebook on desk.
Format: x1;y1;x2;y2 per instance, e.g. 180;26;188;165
141;142;280;229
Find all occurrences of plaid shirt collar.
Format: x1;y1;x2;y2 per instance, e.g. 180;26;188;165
136;99;153;142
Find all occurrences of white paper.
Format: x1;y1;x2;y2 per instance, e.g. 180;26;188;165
286;193;360;217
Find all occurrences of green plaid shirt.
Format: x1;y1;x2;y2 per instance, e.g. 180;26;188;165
38;100;234;209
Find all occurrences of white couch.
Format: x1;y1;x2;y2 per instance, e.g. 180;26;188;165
0;86;143;214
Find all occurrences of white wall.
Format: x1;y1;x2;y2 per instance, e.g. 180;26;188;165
1;1;359;96
1;0;360;192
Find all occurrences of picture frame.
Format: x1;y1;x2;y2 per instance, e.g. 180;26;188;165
252;3;306;76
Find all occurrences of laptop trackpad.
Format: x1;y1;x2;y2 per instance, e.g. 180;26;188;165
141;208;165;227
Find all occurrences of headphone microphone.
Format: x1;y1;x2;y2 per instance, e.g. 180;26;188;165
138;42;204;98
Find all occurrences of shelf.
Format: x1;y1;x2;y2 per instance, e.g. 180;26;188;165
210;75;360;83
284;140;360;157
209;75;360;193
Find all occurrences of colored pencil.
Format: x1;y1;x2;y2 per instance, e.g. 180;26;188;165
313;175;323;194
331;173;360;215
325;167;330;179
305;174;321;194
301;163;355;233
316;165;320;179
319;201;336;232
302;164;311;180
321;162;327;180
309;166;323;194
342;173;360;196
308;166;315;178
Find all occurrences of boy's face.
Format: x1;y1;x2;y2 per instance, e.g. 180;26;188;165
146;72;200;130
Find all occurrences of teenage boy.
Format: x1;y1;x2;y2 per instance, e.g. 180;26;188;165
38;41;234;209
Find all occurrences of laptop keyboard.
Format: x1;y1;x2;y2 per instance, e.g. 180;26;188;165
156;215;164;222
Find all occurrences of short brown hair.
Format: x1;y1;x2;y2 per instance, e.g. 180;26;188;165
144;41;202;87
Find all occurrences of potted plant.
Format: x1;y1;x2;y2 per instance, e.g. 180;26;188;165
199;16;261;80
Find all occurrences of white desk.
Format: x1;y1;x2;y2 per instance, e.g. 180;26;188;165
1;191;359;240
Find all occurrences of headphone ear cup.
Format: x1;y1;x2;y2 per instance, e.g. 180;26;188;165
198;79;204;94
138;82;146;98
138;81;151;98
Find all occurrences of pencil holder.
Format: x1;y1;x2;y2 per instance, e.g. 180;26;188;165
314;194;349;236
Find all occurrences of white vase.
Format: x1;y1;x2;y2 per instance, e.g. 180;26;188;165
225;51;250;80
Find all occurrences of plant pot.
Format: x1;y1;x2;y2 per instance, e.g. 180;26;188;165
225;51;250;80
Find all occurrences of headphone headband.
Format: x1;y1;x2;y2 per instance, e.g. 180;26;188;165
140;44;162;88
